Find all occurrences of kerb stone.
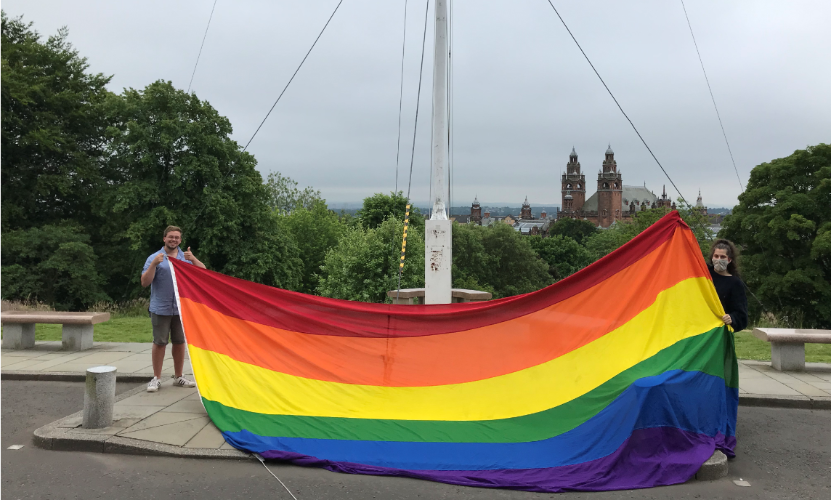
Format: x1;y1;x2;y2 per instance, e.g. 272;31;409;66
695;450;728;481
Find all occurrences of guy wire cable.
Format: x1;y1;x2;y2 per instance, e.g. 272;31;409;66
394;0;410;193
389;0;409;300
406;0;431;204
242;0;345;153
681;0;781;311
397;0;431;295
187;0;218;93
679;2;772;314
543;1;717;242
680;0;743;192
191;0;344;224
542;0;690;208
447;0;454;217
541;1;716;241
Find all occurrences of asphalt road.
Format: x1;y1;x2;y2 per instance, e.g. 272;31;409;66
2;380;830;500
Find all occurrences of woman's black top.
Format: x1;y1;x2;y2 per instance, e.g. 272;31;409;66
708;266;748;332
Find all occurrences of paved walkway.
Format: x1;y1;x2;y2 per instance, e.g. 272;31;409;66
3;342;830;457
1;341;193;378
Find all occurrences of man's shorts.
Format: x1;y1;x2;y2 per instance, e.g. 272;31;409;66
150;313;185;346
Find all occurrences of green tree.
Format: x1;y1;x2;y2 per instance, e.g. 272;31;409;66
451;223;494;295
452;222;551;298
1;225;109;310
529;235;595;281
282;199;347;294
357;191;424;232
264;171;321;214
1;13;112;231
583;207;714;261
583;222;636;260
100;80;302;297
318;217;425;303
720;143;831;328
547;218;598;245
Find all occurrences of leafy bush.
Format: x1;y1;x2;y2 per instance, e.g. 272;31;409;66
318;217;424;303
453;222;551;298
720;143;831;328
282;199;346;294
1;225;109;310
529;235;595;281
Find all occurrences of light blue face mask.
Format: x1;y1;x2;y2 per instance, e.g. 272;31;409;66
713;259;729;272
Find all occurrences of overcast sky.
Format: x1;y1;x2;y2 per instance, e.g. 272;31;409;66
5;0;830;208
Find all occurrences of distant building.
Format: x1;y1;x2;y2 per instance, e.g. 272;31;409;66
462;196;551;235
470;196;482;223
560;146;679;228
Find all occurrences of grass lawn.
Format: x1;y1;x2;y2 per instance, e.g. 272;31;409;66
32;315;153;343
734;330;831;364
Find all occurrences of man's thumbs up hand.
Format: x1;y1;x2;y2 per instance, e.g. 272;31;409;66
184;246;195;261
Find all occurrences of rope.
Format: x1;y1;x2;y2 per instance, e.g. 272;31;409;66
396;204;412;301
254;453;299;500
680;0;743;191
187;0;218;93
394;0;410;193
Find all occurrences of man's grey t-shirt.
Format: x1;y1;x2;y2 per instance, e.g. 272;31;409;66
143;247;192;316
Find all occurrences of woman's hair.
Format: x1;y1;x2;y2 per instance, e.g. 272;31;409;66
709;239;740;276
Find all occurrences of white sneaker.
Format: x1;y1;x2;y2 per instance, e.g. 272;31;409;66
147;377;161;392
172;375;196;388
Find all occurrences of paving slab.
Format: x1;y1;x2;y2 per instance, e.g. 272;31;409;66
24;357;91;371
740;377;802;396
116;388;193;407
108;362;154;374
120;412;207;433
119;417;212;446
184;421;226;449
161;398;205;414
112;405;167;419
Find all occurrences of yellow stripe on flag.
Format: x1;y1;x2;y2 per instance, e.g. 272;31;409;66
191;277;723;421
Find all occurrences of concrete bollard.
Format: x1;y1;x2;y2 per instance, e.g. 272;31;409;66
83;366;117;429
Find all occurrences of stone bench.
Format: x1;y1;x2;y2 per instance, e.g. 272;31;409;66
1;312;111;351
751;328;831;371
387;288;492;305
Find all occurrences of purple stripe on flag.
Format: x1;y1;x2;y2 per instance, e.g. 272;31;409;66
257;427;735;493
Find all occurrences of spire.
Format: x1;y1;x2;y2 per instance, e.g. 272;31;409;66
570;146;577;157
523;195;529;206
605;144;614;155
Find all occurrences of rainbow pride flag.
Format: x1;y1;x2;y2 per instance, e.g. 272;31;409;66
170;211;737;493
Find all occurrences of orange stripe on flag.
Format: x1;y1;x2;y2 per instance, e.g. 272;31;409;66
181;229;708;387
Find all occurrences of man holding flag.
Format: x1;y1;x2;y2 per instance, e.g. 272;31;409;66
141;225;206;392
